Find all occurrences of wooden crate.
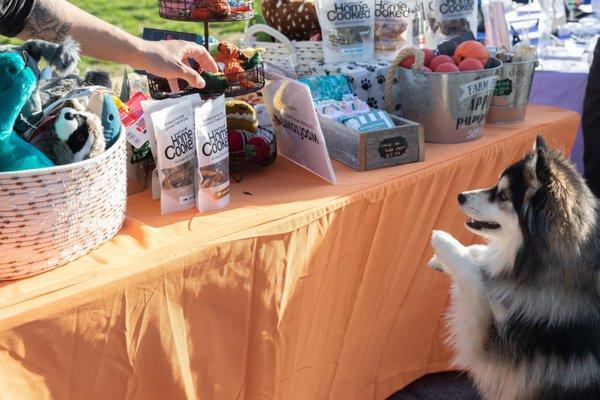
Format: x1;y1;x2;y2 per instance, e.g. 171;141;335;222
317;114;425;171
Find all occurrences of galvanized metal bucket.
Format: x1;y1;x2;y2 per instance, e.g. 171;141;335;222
487;59;538;124
385;48;502;144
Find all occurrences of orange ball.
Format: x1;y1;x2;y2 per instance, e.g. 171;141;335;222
454;40;489;65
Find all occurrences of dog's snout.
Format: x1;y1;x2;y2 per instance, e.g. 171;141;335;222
458;193;467;205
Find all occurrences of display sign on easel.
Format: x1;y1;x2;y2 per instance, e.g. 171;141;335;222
263;75;337;185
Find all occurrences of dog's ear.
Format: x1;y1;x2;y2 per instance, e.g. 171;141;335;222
534;135;550;153
535;147;552;185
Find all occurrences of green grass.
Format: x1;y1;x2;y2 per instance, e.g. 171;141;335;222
0;0;261;74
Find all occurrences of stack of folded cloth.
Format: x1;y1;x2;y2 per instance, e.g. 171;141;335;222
299;75;396;132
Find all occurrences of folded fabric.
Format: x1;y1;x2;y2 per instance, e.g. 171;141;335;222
298;75;353;102
310;60;403;113
314;97;371;118
335;109;395;132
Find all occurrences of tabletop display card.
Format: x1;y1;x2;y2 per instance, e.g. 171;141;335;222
263;77;337;185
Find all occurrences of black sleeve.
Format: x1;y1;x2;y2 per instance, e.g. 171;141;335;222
0;0;37;38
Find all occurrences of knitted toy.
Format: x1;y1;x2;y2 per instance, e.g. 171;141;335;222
226;100;258;132
30;107;105;165
228;128;276;165
262;0;320;41
216;42;255;89
0;53;53;172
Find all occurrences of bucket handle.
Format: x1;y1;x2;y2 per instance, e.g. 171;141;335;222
528;60;544;101
385;47;425;114
244;24;299;65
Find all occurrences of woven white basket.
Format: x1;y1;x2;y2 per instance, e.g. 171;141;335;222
244;24;323;77
0;132;127;280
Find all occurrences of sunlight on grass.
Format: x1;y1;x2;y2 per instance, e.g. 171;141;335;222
0;0;262;75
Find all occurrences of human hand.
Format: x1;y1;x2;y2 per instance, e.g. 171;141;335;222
135;39;219;89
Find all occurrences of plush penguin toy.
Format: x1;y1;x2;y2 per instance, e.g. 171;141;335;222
30;107;105;165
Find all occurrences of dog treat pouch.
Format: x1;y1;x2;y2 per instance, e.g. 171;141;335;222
141;94;201;200
316;0;375;63
374;0;416;59
429;0;477;44
151;99;197;214
195;94;230;212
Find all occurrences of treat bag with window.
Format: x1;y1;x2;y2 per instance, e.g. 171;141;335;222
427;0;477;45
151;100;197;214
374;0;416;59
195;94;230;212
316;0;375;63
141;93;201;200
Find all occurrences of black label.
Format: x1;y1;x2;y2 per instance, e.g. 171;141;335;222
378;136;408;159
494;79;513;96
131;142;151;164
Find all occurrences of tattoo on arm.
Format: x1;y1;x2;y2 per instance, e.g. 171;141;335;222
24;0;72;41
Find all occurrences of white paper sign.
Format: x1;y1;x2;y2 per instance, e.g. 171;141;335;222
264;78;337;185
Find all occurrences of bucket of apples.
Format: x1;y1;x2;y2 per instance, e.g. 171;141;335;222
385;41;502;144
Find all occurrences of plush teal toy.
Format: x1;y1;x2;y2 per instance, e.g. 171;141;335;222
0;53;53;172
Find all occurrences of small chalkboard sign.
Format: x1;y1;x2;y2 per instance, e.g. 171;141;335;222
494;79;513;97
317;114;424;171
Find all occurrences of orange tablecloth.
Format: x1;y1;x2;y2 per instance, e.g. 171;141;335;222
0;105;579;400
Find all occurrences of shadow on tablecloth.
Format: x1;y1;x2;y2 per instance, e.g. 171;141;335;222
388;372;482;400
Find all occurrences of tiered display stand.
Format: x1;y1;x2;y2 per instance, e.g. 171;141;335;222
148;0;265;99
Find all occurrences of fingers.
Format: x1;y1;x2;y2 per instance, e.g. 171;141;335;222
179;64;206;89
184;43;219;73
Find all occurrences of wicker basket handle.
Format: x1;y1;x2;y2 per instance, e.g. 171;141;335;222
244;24;299;64
385;47;425;114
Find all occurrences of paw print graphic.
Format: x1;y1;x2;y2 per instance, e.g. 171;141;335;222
367;97;378;108
393;78;399;85
347;65;355;70
377;74;385;84
347;75;355;84
361;78;372;91
365;65;376;72
395;103;402;112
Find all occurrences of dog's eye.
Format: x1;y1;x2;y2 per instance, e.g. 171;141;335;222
498;191;508;202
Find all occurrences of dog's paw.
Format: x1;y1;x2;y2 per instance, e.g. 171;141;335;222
431;230;458;251
431;230;469;268
428;255;448;272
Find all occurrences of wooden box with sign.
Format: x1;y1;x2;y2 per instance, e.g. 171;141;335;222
317;114;424;171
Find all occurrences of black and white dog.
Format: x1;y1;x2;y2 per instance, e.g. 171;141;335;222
430;136;600;400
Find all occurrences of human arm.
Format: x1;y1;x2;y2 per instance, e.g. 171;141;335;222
15;0;218;87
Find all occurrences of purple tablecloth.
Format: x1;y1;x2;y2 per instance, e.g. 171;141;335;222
529;71;588;172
